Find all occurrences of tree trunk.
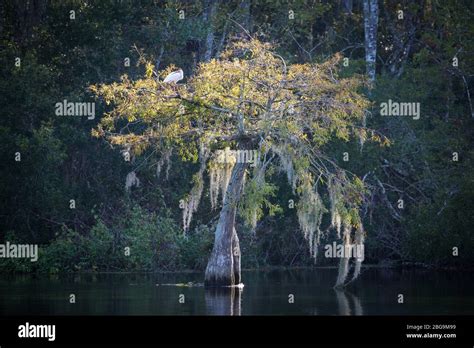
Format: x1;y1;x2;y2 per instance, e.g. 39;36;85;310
363;0;379;84
202;0;218;62
352;224;364;281
240;0;251;31
342;0;353;14
335;226;351;288
205;162;246;286
232;228;241;284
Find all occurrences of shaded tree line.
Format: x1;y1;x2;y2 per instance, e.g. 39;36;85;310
0;0;473;277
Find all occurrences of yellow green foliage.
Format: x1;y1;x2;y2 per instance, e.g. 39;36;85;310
91;39;370;161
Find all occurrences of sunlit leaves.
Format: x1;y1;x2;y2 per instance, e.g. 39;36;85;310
92;39;371;163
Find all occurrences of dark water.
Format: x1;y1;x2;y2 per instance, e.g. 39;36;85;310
0;268;473;315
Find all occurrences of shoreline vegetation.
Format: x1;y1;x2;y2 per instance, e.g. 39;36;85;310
1;201;472;275
2;263;473;277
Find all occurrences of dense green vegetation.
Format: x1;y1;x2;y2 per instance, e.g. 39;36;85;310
1;0;473;274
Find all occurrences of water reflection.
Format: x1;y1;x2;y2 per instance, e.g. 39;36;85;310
334;289;363;315
1;268;473;315
205;287;242;315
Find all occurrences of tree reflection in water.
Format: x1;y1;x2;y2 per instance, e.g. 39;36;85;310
335;289;363;315
205;286;242;315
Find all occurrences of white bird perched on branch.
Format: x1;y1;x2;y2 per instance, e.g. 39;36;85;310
163;68;183;83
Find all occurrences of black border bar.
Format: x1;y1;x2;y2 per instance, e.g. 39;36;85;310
0;315;473;346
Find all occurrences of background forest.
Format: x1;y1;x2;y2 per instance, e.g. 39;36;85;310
1;0;473;274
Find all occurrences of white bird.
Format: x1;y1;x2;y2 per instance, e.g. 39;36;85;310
163;69;183;83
